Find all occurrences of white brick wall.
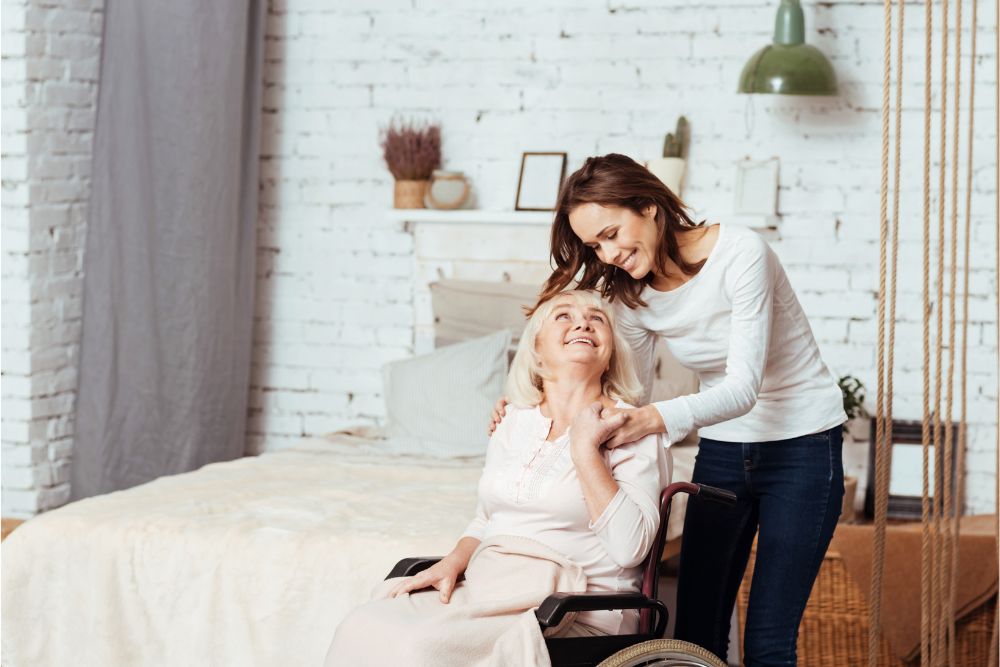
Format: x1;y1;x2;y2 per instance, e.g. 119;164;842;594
252;0;998;514
2;0;997;516
1;0;103;518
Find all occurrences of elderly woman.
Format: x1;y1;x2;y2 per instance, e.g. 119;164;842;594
325;290;670;666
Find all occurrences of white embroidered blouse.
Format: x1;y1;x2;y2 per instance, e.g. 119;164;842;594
463;402;671;635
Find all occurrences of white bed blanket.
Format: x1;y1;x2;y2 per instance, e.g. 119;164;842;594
1;436;482;667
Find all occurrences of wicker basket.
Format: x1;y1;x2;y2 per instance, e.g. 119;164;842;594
737;546;997;666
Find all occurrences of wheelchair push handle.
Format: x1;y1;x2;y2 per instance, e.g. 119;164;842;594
696;484;737;505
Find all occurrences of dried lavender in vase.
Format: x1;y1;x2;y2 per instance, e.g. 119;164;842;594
380;118;442;208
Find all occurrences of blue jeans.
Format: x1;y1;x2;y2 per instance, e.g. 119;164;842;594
674;427;844;666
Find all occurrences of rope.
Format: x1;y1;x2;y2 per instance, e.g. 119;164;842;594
885;0;903;571
930;0;951;659
991;2;1000;664
869;0;901;660
943;0;964;659
885;0;903;602
875;3;993;664
919;0;933;660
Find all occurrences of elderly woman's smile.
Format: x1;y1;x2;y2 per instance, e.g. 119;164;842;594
565;335;596;347
535;298;613;374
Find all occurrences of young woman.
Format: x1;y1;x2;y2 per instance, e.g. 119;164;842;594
492;154;846;666
326;290;670;665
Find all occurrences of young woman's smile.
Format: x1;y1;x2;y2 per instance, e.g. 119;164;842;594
568;203;659;280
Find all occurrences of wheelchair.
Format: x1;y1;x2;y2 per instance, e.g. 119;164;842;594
386;481;736;667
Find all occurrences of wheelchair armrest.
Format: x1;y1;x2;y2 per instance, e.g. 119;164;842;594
535;592;669;638
697;483;737;505
385;557;442;580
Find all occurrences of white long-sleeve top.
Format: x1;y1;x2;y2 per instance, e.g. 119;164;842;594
616;223;846;444
464;402;671;634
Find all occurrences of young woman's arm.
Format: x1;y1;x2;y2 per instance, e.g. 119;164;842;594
606;232;776;448
614;305;660;406
652;233;775;443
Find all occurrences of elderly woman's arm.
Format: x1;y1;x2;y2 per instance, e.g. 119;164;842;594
571;403;665;568
387;495;488;603
388;417;505;603
387;536;480;603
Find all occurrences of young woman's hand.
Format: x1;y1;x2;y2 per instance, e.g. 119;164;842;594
488;397;509;435
570;402;628;458
387;556;465;604
601;404;667;449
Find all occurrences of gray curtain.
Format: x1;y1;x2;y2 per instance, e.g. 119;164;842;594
71;0;265;500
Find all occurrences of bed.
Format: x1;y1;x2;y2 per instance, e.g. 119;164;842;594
1;279;701;666
1;434;484;666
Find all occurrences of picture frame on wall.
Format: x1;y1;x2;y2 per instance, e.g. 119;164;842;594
863;418;961;521
515;152;567;211
733;157;779;217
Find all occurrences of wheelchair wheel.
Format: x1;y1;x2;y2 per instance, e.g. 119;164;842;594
597;638;727;667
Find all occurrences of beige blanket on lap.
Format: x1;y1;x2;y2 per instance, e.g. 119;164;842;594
325;535;588;667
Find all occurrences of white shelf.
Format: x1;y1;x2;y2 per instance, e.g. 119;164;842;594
725;214;780;229
726;215;781;240
693;210;781;240
386;209;554;226
387;208;780;239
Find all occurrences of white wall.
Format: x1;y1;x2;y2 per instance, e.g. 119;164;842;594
1;0;996;516
252;0;998;513
2;0;103;517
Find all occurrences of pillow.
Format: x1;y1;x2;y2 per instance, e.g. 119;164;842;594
429;279;539;349
382;329;511;458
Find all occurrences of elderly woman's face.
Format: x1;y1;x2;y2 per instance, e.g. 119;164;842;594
535;297;613;377
568;203;659;280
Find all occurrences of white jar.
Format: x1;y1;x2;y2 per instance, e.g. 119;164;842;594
644;157;686;195
424;170;470;210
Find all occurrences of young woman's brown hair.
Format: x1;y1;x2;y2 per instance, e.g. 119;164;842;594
537;153;705;311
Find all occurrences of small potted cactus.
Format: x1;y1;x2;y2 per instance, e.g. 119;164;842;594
645;116;689;194
380;118;442;208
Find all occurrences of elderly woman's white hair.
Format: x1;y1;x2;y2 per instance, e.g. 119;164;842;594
504;289;644;408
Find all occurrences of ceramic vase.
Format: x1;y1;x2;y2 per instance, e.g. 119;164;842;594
393;180;429;209
424;170;470;210
645;157;686;195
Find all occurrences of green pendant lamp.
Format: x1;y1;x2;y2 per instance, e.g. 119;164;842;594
738;0;837;95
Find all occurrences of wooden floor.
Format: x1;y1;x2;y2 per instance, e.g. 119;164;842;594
1;518;25;541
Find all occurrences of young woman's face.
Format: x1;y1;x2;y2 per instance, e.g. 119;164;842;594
568;203;659;280
535;297;613;377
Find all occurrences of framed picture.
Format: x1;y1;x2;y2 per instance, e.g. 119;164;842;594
733;157;779;217
863;418;960;521
515;152;567;211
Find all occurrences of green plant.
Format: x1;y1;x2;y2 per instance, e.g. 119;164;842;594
837;375;869;426
662;116;689;159
379;118;441;181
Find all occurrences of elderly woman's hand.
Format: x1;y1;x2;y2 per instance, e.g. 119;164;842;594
387;556;465;604
488;397;509;435
569;402;629;459
601;404;667;449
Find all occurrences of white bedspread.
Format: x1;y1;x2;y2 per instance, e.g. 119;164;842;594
1;435;483;667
